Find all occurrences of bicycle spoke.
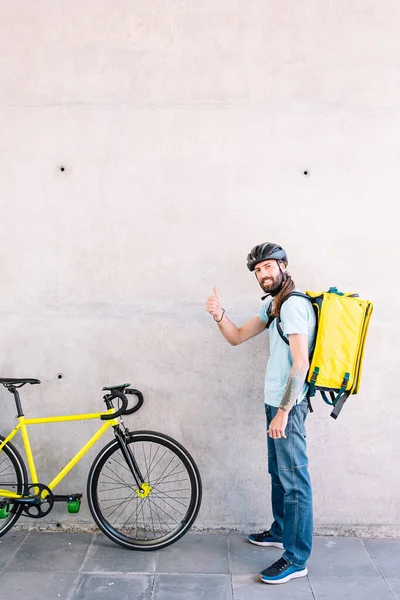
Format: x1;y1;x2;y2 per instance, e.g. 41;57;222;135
98;483;135;492
153;488;190;494
145;495;179;524
142;443;150;483
155;478;190;485
148;491;156;538
144;444;161;481
150;491;187;515
103;464;134;487
151;461;185;489
100;496;136;514
89;433;201;548
121;494;146;530
100;470;136;492
147;496;172;531
151;491;189;508
109;453;132;476
0;464;16;478
138;493;146;539
108;490;138;523
145;447;169;481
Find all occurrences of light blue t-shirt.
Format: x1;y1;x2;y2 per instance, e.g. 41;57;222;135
258;292;316;408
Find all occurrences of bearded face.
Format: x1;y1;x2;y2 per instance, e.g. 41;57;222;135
254;260;286;295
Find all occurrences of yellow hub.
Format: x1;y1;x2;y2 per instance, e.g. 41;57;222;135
135;482;152;499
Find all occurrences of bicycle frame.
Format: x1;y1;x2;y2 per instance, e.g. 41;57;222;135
0;409;118;499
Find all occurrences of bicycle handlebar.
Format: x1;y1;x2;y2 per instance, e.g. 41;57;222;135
100;388;144;420
101;389;128;420
124;388;144;414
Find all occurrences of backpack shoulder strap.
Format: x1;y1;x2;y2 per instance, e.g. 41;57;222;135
268;292;312;346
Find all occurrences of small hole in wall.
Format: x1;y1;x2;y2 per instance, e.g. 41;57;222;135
57;373;63;380
303;170;309;176
59;166;65;172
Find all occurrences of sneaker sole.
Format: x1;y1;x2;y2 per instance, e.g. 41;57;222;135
248;538;284;549
259;567;308;584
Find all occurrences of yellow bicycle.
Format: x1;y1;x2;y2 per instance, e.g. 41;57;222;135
0;378;202;550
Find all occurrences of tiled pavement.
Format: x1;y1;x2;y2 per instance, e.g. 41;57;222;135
0;531;399;599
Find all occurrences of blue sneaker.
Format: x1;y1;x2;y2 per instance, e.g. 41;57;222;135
248;530;284;549
259;557;308;584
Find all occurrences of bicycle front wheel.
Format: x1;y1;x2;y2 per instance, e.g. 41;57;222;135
0;435;28;537
87;430;202;550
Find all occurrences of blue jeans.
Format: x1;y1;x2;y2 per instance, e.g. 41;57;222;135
265;400;313;568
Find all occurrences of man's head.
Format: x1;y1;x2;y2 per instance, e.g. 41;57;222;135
247;243;289;296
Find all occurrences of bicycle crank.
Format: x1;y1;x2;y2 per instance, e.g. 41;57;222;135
19;483;54;519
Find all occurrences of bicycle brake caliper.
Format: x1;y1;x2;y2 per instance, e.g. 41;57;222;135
135;482;152;499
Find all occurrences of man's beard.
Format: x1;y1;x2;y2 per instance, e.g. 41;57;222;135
259;272;285;296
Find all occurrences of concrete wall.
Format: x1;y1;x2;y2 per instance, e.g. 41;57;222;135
0;1;399;535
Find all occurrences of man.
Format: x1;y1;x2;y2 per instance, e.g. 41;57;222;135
205;242;316;585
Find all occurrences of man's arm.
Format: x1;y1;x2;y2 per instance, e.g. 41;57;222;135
267;333;309;439
216;314;266;346
206;287;266;345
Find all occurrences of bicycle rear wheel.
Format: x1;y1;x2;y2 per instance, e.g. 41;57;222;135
0;435;27;537
87;430;202;550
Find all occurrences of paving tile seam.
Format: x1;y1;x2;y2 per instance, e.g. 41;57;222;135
227;537;235;600
0;531;30;576
150;572;156;600
78;534;96;574
153;544;161;577
359;540;397;600
307;574;318;600
81;570;156;575
308;575;389;580
386;579;400;599
154;572;232;576
64;573;83;600
78;573;154;578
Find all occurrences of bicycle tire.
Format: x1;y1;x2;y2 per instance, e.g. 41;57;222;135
87;430;202;550
0;435;28;537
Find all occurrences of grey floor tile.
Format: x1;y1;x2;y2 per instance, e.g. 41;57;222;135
309;576;395;600
154;573;232;600
4;531;93;572
308;537;380;577
233;574;313;599
386;579;400;599
0;571;78;600
0;531;28;571
363;539;400;578
156;533;229;574
228;534;283;575
70;573;153;600
82;534;158;573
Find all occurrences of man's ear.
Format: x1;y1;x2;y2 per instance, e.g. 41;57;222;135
278;261;287;273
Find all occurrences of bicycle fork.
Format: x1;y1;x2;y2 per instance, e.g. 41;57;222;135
113;426;152;499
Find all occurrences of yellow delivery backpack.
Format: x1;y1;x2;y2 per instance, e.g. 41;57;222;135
272;287;373;419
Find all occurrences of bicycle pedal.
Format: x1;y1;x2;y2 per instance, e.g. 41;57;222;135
67;494;82;514
0;503;10;519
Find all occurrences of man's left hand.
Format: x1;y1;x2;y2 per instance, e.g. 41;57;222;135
267;409;289;439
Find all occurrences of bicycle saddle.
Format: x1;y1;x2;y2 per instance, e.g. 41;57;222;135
0;378;41;385
102;383;131;392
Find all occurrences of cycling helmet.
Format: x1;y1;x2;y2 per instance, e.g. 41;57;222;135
246;243;288;271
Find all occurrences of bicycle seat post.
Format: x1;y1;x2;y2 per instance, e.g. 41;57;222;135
7;386;24;417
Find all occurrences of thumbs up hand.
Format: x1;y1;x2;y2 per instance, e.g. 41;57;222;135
206;287;224;321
